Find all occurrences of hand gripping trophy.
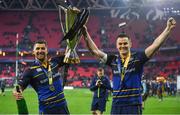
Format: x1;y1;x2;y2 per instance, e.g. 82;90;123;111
56;0;89;64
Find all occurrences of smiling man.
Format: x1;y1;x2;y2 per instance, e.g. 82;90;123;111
13;40;70;114
82;17;176;114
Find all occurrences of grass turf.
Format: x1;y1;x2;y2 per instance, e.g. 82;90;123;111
0;88;180;114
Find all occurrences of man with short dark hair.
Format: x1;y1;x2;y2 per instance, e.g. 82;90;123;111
13;39;70;114
90;68;112;115
82;17;176;114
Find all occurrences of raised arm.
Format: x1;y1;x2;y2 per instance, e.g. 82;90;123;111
82;26;107;61
145;17;176;58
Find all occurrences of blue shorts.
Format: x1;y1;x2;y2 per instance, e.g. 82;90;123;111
111;104;142;114
91;98;107;112
40;105;70;114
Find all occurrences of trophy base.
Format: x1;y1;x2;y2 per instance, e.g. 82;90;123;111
64;58;80;64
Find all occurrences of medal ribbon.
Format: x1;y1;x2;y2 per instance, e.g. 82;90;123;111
37;60;53;85
98;87;100;98
120;52;131;81
47;64;53;85
97;78;100;98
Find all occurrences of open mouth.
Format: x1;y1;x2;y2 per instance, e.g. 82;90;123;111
37;52;45;55
120;49;128;53
37;52;45;58
38;54;45;56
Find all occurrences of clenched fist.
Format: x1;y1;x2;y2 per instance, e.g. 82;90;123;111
167;17;176;30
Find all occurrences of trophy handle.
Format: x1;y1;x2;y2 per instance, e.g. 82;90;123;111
58;5;66;35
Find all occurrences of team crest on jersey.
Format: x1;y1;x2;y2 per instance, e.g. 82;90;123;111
36;68;42;72
113;70;120;74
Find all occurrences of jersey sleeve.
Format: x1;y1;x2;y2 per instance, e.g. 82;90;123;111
51;55;68;67
89;77;98;91
18;68;32;90
101;76;113;91
138;51;150;65
105;54;117;67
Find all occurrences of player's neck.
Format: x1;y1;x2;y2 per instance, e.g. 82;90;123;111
120;53;128;60
42;59;48;68
120;52;131;62
37;58;48;68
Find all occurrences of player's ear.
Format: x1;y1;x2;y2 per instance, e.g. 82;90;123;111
116;38;119;49
46;48;48;55
129;39;132;48
32;45;35;55
32;51;35;55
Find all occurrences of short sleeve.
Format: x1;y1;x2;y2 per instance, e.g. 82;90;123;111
51;56;67;67
105;54;117;66
138;51;149;64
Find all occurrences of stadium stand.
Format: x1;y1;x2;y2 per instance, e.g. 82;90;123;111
0;11;179;88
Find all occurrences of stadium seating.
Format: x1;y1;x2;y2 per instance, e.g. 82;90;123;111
0;11;179;87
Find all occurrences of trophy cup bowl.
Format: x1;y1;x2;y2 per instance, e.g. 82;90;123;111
57;1;89;64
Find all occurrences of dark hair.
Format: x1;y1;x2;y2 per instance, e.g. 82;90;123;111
33;39;48;49
117;32;130;40
34;39;47;45
97;67;104;72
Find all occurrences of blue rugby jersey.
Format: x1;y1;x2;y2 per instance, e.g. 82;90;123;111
18;56;68;113
90;76;112;98
105;51;149;106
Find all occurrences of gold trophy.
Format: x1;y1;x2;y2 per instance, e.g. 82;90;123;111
57;0;89;64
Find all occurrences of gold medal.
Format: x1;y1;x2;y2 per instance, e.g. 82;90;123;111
47;64;55;91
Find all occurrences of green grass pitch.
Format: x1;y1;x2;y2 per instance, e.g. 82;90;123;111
0;88;180;114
